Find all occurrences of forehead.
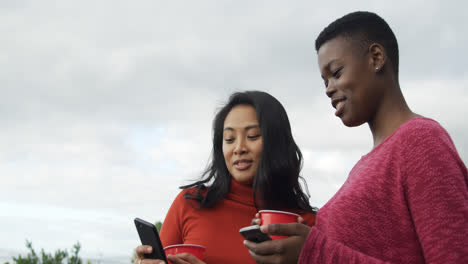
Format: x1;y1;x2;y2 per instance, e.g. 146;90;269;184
317;37;359;71
224;105;259;128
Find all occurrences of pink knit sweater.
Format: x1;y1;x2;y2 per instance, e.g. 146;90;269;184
299;117;468;263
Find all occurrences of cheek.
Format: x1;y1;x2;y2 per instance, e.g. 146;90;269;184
222;144;231;163
254;141;263;159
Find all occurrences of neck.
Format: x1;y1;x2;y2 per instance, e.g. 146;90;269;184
368;83;419;148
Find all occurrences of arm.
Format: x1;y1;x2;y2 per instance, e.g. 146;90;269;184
245;223;390;264
402;125;468;263
300;123;468;263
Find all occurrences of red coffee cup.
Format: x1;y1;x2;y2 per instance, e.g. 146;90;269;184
163;244;205;264
259;210;300;240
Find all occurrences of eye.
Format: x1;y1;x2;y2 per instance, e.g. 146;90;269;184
247;135;260;140
224;138;234;143
332;66;343;78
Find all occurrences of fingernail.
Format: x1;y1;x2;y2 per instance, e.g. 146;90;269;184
146;246;152;253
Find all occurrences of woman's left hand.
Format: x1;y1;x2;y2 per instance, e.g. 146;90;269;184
244;223;311;264
166;253;206;264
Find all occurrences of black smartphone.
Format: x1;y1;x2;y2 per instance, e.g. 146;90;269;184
134;218;167;262
239;225;272;243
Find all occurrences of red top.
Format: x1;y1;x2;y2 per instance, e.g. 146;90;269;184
160;178;316;264
299;117;468;263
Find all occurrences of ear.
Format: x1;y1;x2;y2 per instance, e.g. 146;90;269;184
368;43;386;73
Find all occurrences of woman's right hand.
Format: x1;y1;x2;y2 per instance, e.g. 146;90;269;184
135;245;166;264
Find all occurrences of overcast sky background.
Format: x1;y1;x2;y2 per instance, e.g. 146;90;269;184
1;0;467;262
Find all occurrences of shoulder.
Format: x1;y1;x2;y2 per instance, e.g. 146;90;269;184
396;118;467;180
171;186;207;208
396;117;449;141
173;184;215;212
393;117;455;152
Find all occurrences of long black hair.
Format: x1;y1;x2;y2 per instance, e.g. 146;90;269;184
181;91;316;213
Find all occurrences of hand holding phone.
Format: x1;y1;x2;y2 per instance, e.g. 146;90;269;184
239;225;272;243
134;218;167;262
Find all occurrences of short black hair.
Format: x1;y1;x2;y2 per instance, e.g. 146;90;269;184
182;91;316;214
315;11;399;75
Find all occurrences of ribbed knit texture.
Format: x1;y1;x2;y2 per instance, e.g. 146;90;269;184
160;178;316;264
299;117;468;263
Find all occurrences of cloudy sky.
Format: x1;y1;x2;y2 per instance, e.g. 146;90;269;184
1;0;467;262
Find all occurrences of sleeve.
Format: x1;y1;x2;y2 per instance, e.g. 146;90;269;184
402;123;468;263
159;190;187;248
299;227;390;264
298;121;468;264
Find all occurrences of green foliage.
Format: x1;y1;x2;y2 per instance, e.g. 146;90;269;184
7;241;84;264
155;222;162;233
130;221;162;264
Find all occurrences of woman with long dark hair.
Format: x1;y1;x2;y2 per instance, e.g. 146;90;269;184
135;90;316;264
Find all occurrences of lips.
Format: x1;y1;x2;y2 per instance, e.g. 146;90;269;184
331;97;346;116
331;97;346;109
233;159;253;170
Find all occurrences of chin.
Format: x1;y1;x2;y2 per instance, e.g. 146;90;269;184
341;116;366;127
232;174;255;185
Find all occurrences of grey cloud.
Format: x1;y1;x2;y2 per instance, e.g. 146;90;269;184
1;0;467;259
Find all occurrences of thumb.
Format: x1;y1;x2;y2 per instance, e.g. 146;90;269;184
261;222;310;237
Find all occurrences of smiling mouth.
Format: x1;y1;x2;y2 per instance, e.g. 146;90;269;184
233;160;253;170
331;97;346;116
331;97;346;109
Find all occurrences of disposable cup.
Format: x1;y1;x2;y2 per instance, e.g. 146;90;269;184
163;244;205;264
259;210;300;240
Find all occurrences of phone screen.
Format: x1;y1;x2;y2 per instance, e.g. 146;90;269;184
239;225;272;243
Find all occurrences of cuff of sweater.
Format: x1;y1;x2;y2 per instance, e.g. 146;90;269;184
298;227;326;263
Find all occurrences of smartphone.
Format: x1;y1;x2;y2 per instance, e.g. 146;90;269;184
134;218;167;262
239;225;272;243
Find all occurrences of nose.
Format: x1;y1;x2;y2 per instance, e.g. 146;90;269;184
234;137;248;155
325;81;336;98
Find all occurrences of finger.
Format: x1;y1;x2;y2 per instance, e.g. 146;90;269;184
243;239;283;256
135;245;153;257
166;255;190;264
251;213;261;225
140;258;166;264
251;218;261;225
261;223;310;237
247;249;280;264
170;253;205;264
297;216;306;224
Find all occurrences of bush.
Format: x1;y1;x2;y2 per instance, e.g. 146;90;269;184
5;241;84;264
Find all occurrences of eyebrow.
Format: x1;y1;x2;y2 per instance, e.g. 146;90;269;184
224;124;260;131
